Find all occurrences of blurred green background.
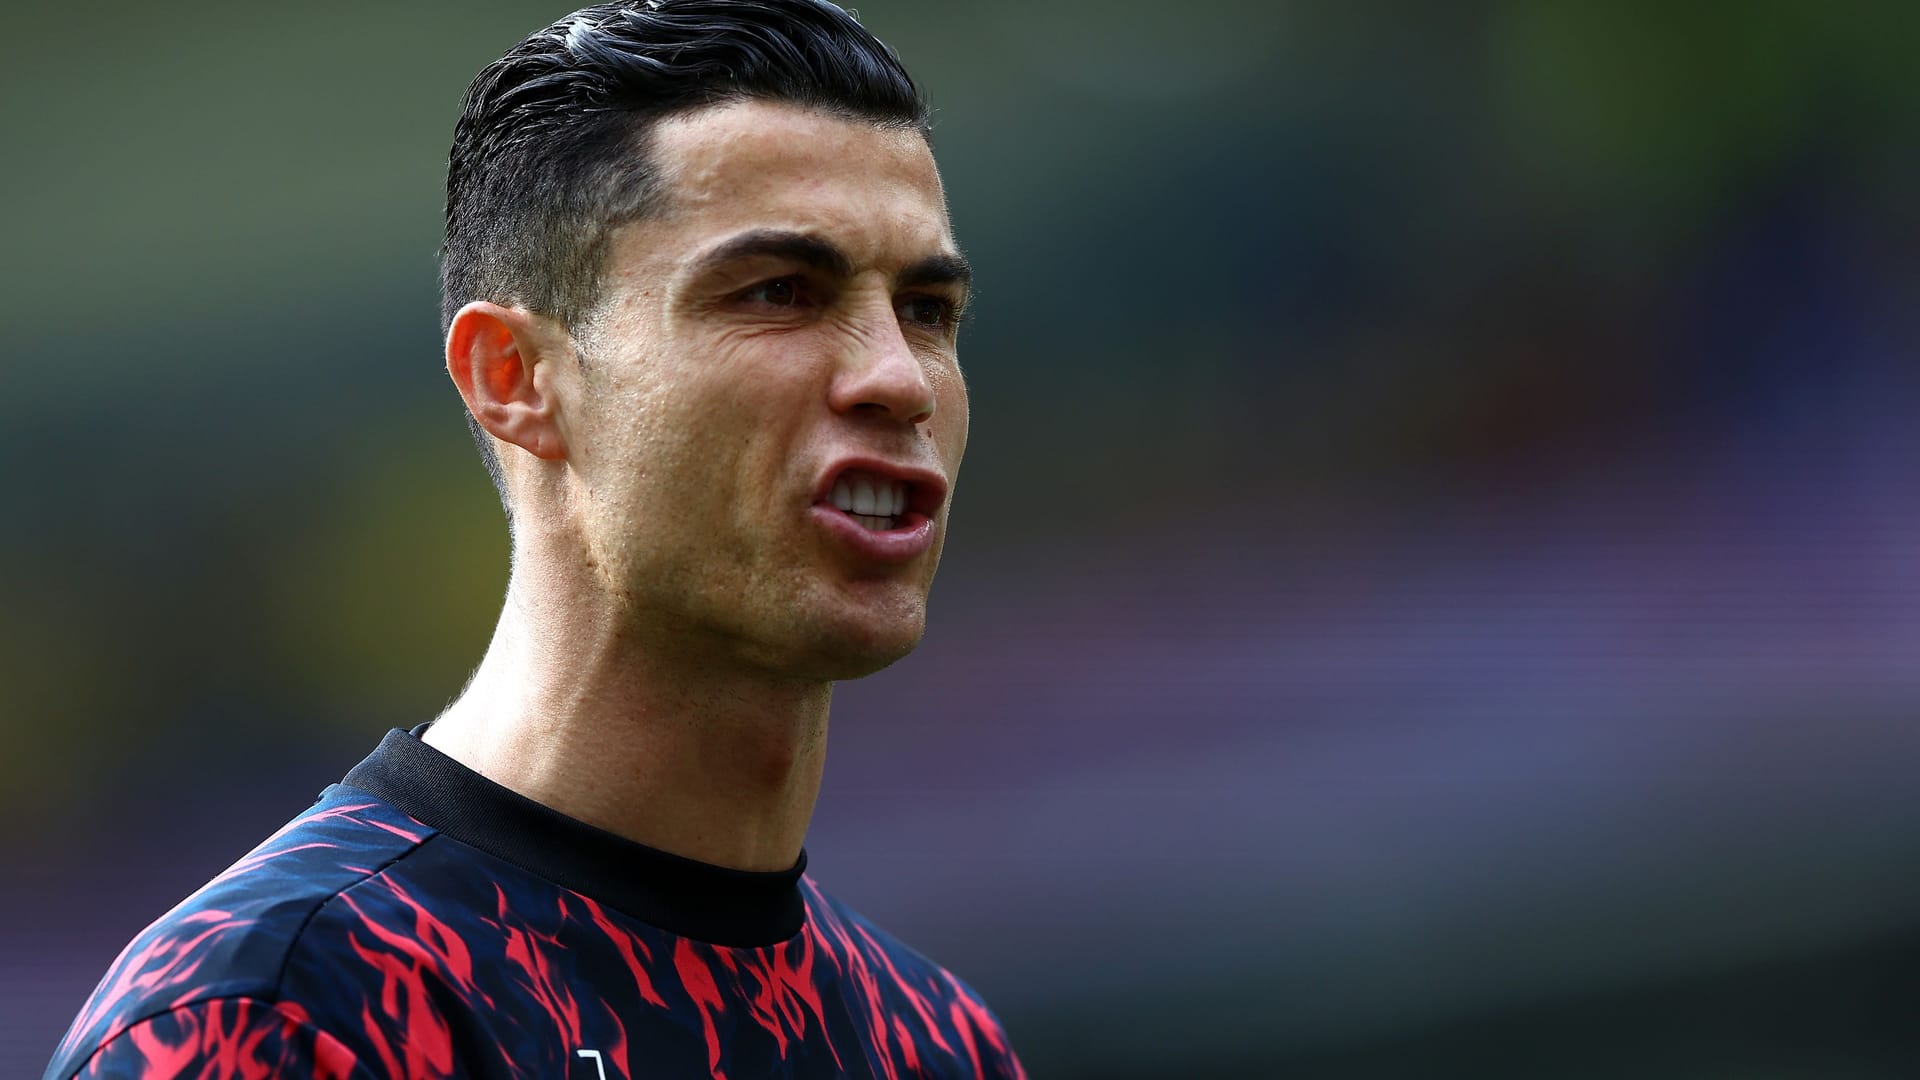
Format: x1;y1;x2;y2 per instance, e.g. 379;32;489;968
6;1;1920;1075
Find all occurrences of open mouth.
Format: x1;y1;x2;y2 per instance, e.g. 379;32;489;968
827;469;911;532
809;460;946;561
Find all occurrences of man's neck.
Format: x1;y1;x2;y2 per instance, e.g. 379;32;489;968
425;558;832;874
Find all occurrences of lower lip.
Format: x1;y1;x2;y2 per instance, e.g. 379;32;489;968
809;504;937;563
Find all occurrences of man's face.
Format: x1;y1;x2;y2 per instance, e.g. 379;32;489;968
555;100;970;681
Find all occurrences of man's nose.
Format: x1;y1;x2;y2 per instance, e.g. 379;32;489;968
827;304;936;426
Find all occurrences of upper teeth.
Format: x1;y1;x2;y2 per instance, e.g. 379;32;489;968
832;472;907;516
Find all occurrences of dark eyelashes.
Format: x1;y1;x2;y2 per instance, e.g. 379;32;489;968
735;276;812;306
733;277;966;333
898;294;960;329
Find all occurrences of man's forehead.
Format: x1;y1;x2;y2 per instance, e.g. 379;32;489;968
640;100;953;262
653;98;935;178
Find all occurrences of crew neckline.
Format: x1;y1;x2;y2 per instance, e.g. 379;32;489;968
339;726;807;948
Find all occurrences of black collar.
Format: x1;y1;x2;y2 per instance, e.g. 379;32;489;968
340;726;807;947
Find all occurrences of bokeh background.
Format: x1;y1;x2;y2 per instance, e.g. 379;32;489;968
5;1;1919;1075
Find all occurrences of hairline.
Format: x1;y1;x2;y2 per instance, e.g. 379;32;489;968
557;98;936;340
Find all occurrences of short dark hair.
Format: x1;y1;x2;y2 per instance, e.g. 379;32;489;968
441;0;930;507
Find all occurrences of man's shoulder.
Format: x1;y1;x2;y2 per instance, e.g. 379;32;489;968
45;786;436;1078
802;877;1027;1077
803;877;967;987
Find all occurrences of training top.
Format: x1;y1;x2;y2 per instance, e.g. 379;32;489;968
46;727;1026;1079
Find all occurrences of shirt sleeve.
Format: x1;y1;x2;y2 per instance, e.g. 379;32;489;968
55;996;371;1080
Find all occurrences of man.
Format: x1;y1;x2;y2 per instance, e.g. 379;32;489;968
46;2;1024;1077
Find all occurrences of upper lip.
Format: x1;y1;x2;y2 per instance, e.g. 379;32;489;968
815;456;949;517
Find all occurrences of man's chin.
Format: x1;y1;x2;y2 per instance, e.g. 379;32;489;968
803;619;925;682
767;591;927;680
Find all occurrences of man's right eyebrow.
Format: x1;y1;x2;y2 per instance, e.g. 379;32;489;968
689;230;855;280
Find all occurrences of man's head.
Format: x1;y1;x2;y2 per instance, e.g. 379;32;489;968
442;0;931;495
441;2;970;681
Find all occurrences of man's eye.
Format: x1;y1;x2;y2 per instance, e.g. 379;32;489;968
743;278;803;307
898;295;956;328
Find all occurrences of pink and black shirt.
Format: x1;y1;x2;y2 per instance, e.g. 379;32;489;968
47;728;1025;1079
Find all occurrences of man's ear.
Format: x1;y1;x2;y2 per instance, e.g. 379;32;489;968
446;301;568;462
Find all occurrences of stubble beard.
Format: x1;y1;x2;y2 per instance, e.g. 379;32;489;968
601;532;936;686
